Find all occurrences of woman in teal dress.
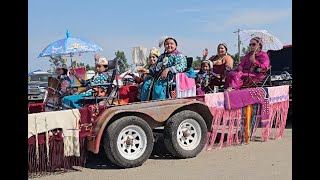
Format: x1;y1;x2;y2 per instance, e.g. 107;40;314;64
139;37;188;100
137;47;160;101
62;57;110;109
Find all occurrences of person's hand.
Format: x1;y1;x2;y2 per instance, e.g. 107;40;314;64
250;54;256;63
136;66;148;74
144;69;150;74
196;83;201;88
138;68;149;74
124;72;133;78
160;68;170;79
136;66;143;71
215;74;221;79
203;48;208;57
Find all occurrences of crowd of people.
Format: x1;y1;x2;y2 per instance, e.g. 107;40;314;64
46;36;270;109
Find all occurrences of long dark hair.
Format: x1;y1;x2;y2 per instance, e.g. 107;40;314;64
217;43;228;52
103;65;108;72
164;37;178;46
57;68;68;80
62;68;68;75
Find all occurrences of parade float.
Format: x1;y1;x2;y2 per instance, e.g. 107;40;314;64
28;30;291;175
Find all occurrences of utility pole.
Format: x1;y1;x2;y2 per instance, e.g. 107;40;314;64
233;29;241;65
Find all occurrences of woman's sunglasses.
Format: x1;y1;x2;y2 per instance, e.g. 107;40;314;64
249;43;257;47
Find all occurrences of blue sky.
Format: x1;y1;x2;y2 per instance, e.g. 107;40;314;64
28;0;292;72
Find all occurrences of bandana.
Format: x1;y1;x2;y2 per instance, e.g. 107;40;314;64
149;47;161;57
96;57;108;65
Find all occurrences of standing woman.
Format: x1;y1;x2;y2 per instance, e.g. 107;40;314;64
224;37;270;90
139;37;187;100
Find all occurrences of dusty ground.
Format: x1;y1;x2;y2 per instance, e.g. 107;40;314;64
30;123;292;180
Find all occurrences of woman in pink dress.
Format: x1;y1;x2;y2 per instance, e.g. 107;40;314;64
224;37;270;91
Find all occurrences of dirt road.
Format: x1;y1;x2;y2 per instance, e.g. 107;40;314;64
30;127;292;180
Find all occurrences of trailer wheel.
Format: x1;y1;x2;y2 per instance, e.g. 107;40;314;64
103;116;154;168
164;110;207;158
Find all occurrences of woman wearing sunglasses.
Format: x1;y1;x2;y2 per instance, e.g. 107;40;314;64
224;37;270;91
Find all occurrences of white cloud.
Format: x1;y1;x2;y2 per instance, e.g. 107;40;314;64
225;8;292;26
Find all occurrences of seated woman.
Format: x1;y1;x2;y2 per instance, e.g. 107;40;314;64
202;43;234;87
224;37;270;91
128;47;160;101
55;62;72;98
62;57;110;109
45;62;72;109
195;60;214;95
139;37;188;100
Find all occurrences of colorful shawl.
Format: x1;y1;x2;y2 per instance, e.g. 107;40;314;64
224;87;269;126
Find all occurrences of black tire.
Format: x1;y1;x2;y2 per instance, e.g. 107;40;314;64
103;116;154;168
164;110;207;158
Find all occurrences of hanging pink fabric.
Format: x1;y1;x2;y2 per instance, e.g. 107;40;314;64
177;72;196;91
204;93;242;150
262;85;290;141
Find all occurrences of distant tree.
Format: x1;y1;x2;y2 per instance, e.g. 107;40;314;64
230;53;240;67
49;55;64;70
242;46;251;55
115;50;129;74
71;61;85;67
85;64;95;71
192;56;202;69
127;64;134;70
